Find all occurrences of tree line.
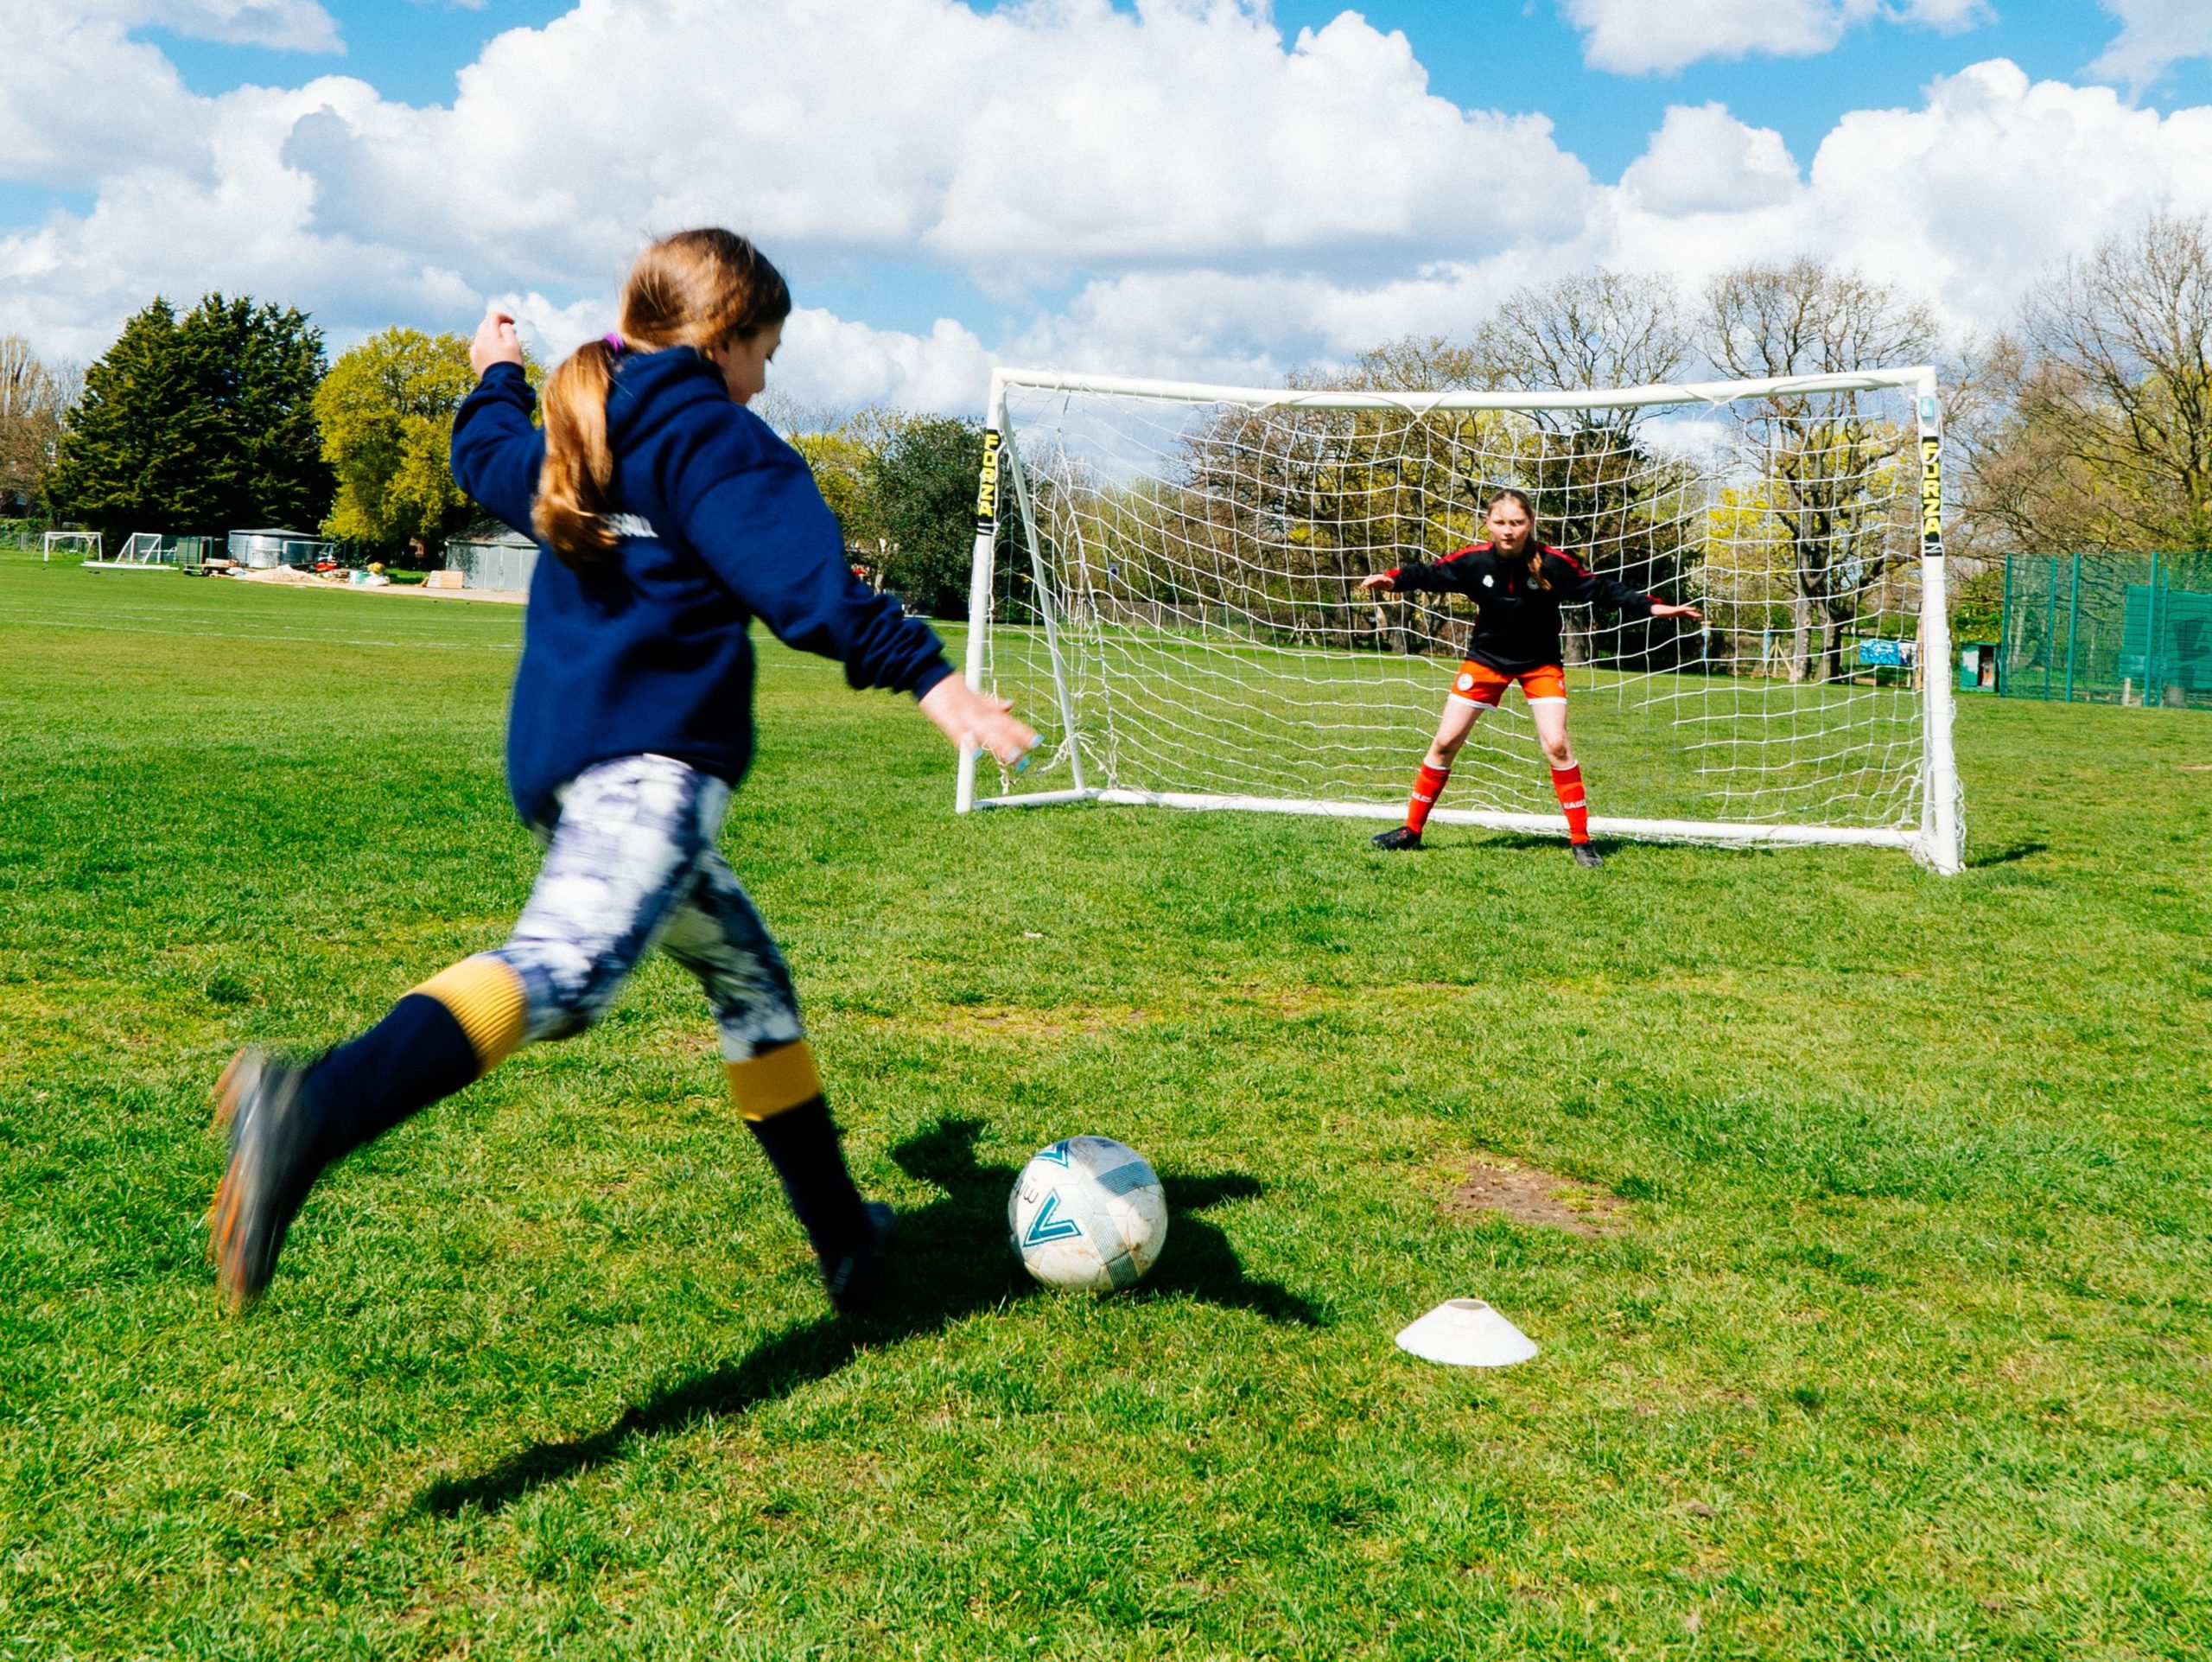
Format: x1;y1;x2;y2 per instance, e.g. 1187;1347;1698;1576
3;302;988;612
4;209;2208;650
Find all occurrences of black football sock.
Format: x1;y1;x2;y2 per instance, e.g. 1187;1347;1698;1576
728;1041;868;1256
299;956;528;1164
747;1098;870;1258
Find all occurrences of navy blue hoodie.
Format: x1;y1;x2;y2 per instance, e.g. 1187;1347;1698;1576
450;352;954;824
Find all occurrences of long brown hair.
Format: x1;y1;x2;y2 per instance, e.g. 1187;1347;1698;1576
1485;486;1548;591
535;229;792;566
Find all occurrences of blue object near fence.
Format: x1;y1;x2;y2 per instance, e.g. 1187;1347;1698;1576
1857;639;1910;668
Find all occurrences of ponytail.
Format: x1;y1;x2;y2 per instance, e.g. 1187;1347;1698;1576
533;229;792;570
535;338;620;567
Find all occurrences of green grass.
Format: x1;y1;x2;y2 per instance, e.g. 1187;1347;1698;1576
3;551;2209;1659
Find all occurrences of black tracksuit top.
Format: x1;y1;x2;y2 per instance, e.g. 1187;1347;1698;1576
1384;542;1660;675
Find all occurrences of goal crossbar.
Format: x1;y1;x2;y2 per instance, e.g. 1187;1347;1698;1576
988;364;1932;414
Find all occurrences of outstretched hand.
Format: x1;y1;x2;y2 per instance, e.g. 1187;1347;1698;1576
919;675;1039;767
471;309;524;378
1357;572;1396;592
1652;602;1704;621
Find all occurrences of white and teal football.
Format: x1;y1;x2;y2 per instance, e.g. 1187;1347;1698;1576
1008;1136;1168;1293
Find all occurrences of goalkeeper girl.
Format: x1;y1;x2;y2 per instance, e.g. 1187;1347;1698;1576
209;229;1034;1315
1360;487;1700;866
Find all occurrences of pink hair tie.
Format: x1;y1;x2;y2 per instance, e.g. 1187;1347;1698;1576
602;331;626;353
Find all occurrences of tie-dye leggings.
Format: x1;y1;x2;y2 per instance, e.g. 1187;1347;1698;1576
490;753;804;1064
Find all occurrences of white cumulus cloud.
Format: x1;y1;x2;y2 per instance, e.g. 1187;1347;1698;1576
0;0;1599;408
1619;104;1801;214
7;2;2212;414
118;0;343;51
1033;60;2212;387
1561;0;1988;76
1605;60;2212;331
272;0;1591;286
2086;0;2212;92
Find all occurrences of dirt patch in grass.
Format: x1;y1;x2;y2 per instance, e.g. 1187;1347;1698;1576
1448;1158;1627;1236
938;1003;1146;1040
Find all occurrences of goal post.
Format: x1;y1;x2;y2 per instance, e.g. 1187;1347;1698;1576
959;365;1966;874
42;530;101;564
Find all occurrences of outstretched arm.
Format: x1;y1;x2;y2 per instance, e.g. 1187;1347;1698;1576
1559;556;1702;623
674;409;1035;763
918;677;1037;767
1358;551;1483;595
450;310;542;535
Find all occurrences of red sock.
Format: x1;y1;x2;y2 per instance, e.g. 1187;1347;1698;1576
1406;763;1451;832
1551;763;1590;844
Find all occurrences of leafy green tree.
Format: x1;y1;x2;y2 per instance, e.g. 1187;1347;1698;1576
868;413;983;617
48;294;330;540
791;428;881;547
315;328;485;557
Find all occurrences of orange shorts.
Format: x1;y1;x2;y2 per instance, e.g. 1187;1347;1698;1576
1446;659;1567;708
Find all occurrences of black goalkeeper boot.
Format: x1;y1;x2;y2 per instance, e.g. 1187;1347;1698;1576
1371;825;1423;851
1571;842;1605;869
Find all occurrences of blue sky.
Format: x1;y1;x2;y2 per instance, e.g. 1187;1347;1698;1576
6;2;2212;411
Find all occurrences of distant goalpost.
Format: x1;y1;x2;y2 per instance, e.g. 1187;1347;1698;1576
957;365;1963;874
42;530;100;564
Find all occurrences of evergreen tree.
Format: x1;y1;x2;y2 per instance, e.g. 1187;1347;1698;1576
48;294;332;541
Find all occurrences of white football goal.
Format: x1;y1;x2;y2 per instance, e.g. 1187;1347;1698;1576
957;366;1963;874
41;530;100;563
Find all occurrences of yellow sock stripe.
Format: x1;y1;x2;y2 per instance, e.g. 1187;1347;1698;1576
725;1041;823;1121
411;955;528;1075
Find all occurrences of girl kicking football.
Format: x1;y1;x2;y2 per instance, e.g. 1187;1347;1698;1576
209;229;1035;1314
1359;487;1701;866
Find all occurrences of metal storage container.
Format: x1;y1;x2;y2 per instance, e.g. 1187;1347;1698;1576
227;529;333;570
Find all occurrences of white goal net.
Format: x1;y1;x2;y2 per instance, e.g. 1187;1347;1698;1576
958;366;1961;873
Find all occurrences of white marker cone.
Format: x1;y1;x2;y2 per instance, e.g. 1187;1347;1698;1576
1395;1299;1539;1368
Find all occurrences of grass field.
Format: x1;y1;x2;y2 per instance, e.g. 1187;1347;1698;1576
3;550;2209;1659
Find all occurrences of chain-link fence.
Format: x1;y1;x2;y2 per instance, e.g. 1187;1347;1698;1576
1999;551;2212;710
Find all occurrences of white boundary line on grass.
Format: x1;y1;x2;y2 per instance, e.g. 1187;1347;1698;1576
0;616;520;652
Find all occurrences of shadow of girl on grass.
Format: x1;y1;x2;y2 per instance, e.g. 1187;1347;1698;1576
417;1115;1319;1517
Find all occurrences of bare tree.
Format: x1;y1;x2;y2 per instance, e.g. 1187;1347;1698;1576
2009;212;2212;551
1478;271;1704;665
1705;259;1941;682
0;335;76;513
1478;269;1694;404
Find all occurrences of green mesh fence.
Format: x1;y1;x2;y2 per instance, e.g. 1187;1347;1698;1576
1999;551;2212;710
